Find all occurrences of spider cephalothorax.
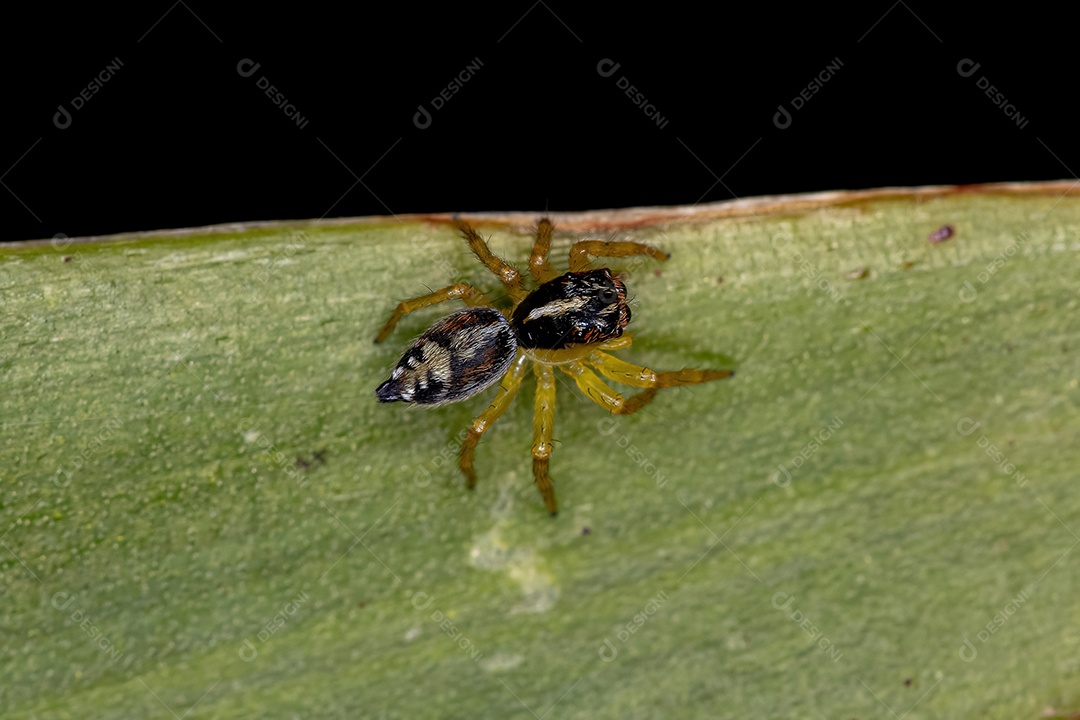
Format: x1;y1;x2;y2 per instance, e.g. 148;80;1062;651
375;218;733;515
511;269;630;349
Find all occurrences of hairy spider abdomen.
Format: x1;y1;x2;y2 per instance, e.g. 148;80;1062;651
376;307;517;406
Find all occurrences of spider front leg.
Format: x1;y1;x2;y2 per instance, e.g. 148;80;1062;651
568;239;670;273
459;351;529;490
457;222;529;303
528;217;557;284
374;283;493;343
532;362;559;516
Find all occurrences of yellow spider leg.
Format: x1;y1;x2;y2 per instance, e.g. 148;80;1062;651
528;217;557;284
374;283;493;343
585;350;734;388
457;222;529;303
559;361;660;416
532;362;559;515
597;334;633;351
459;351;529;490
568;240;670;273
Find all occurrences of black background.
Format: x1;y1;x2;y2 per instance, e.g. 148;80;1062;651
3;5;1073;243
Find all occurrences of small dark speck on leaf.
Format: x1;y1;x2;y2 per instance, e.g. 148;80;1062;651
581;526;591;536
904;677;913;687
928;225;955;243
901;261;916;270
653;269;663;277
716;276;725;284
295;450;328;470
62;256;73;263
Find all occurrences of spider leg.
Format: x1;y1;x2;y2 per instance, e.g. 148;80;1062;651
528;217;557;284
568;239;669;273
559;362;660;415
374;283;493;343
532;362;559;516
585;350;734;389
457;222;529;303
459;351;529;490
597;334;633;352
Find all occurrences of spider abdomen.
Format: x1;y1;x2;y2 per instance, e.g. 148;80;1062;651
511;269;631;350
376;307;517;406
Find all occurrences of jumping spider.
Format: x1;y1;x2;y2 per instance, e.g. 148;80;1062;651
375;219;734;515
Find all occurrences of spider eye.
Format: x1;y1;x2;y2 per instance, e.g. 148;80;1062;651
600;288;618;304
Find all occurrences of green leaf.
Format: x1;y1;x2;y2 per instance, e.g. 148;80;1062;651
3;183;1078;718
